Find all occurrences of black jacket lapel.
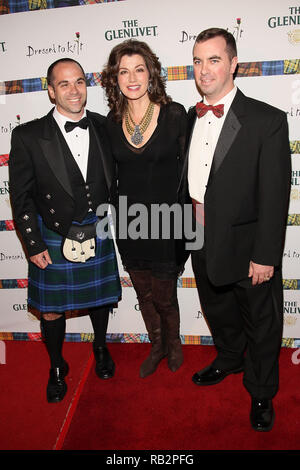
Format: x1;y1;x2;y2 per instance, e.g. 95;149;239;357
209;89;244;179
87;112;112;192
38;110;74;199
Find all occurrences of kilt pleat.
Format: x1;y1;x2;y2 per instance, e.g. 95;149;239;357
28;214;121;313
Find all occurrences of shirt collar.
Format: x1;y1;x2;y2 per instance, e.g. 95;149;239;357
203;86;237;113
53;107;87;131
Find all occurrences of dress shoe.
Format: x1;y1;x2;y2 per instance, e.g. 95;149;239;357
250;398;275;432
46;361;69;403
192;363;243;386
93;345;115;379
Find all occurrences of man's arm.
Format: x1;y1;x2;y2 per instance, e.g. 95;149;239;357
9;127;47;257
251;111;291;268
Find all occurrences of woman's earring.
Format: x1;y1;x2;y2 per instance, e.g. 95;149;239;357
148;81;153;93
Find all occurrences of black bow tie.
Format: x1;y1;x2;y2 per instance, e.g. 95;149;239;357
64;117;89;133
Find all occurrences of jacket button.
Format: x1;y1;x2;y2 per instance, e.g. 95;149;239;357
30;240;35;245
54;222;60;227
26;228;32;233
23;214;29;220
50;208;55;214
46;194;51;199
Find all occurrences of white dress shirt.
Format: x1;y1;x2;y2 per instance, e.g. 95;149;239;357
53;107;90;181
188;86;237;203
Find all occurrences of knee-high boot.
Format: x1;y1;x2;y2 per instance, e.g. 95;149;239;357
129;269;167;377
152;277;183;372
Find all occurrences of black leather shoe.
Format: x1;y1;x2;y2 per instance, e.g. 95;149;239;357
93;345;115;379
250;398;274;432
192;363;243;386
46;361;69;403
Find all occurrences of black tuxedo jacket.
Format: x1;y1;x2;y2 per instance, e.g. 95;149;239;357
9;109;115;257
180;88;291;286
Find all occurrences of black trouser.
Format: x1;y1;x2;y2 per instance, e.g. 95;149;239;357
191;247;283;399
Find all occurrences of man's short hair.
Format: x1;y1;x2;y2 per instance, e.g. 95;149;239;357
195;28;237;60
47;58;85;86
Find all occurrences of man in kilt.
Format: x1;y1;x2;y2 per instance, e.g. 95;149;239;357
9;58;121;403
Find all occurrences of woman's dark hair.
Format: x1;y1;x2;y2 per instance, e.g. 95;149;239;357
101;40;171;121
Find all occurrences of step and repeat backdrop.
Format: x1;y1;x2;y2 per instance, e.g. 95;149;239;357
0;0;299;345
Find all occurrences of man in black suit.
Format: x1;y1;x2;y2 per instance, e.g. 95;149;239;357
9;58;121;403
184;28;291;431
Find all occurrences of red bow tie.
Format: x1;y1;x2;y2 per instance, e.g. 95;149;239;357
196;102;224;118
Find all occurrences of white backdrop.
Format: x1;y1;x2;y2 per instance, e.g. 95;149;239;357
0;0;299;344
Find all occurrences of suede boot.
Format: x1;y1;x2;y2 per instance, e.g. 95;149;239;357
152;277;183;372
129;269;167;377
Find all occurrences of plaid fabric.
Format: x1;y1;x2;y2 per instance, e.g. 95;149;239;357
28;213;121;312
290;140;300;154
22;78;43;93
5;80;23;94
5;220;15;230
282;279;298;290
0;0;10;14
120;276;132;287
262;60;284;76
236;61;262;77
287;214;300;226
0;154;9;166
284;59;300;74
167;66;188;81
29;0;48;8
186;65;194;80
179;277;197;288
7;0;29;11
85;72;102;87
17;279;28;288
41;77;48;89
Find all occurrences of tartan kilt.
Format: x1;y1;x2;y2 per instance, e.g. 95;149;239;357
28;213;121;313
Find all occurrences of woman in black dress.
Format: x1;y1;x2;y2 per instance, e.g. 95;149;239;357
102;40;187;377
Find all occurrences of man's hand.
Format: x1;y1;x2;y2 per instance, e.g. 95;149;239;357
30;250;52;269
248;261;274;286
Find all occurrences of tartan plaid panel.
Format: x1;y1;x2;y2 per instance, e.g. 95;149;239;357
85;72;102;87
287;214;300;225
290;140;300;154
284;59;300;74
236;62;262;77
167;66;188;81
5;220;15;230
5;80;23;94
0;0;10;14
0;154;9;166
0;332;14;340
40;77;48;89
261;60;284;76
29;0;48;9
1;279;18;288
7;0;29;12
282;279;299;290
186;65;194;80
22;78;43;93
17;279;28;288
121;276;132;287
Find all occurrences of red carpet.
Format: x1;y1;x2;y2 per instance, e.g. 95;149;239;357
0;340;92;451
61;344;300;451
0;341;299;451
